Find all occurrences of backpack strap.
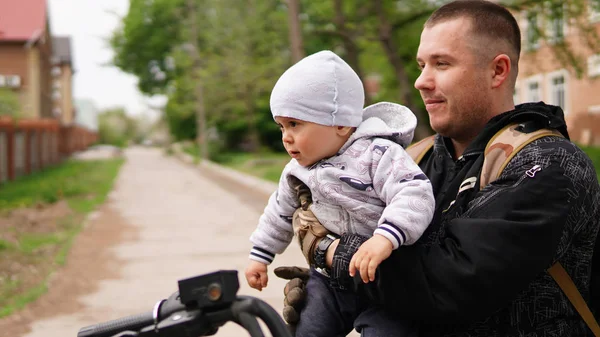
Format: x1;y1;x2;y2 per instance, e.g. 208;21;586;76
406;135;435;164
548;263;600;336
480;123;563;190
482;123;599;335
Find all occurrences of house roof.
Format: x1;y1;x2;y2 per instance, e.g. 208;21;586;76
53;36;72;65
0;0;47;42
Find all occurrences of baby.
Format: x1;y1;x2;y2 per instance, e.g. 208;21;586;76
245;50;434;337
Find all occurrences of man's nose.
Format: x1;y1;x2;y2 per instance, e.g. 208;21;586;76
415;67;434;91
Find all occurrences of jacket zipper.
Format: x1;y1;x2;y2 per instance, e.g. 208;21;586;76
463;173;529;217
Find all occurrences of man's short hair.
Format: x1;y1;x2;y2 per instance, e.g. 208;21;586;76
426;0;521;74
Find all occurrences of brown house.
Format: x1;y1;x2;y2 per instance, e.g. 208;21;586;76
514;2;600;146
52;36;75;124
0;0;54;119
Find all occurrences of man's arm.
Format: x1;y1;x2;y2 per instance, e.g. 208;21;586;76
334;139;595;323
377;140;596;322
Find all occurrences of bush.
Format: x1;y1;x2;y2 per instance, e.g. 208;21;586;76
581;145;600;180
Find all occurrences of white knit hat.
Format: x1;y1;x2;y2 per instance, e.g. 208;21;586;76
270;50;365;127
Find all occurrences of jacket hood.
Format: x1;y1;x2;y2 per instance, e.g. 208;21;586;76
459;102;570;156
341;102;417;152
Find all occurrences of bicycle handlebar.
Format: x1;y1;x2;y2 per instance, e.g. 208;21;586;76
77;270;292;337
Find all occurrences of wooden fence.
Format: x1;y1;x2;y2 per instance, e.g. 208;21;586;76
0;117;97;183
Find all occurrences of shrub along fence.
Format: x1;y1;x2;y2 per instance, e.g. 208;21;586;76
0;117;97;184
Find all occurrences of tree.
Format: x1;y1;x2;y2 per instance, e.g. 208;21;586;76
286;0;305;63
110;0;289;153
110;0;185;95
184;0;208;160
97;107;137;147
300;0;435;137
110;0;600;149
299;0;600;139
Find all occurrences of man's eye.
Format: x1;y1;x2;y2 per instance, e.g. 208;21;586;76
289;121;298;127
437;62;449;67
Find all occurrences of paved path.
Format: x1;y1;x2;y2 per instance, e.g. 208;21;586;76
12;147;307;337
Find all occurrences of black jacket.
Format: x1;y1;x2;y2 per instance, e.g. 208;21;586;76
336;103;600;336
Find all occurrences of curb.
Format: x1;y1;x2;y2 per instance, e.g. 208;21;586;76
169;145;278;197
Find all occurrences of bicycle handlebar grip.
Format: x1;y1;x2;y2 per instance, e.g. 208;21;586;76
77;312;154;337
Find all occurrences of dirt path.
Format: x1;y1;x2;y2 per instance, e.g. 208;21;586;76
0;147;306;337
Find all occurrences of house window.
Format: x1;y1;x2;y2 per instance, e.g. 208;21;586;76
51;66;61;77
548;70;568;115
590;0;600;22
589;105;600;114
526;12;540;50
527;80;541;102
551;76;565;110
589;54;600;77
548;4;566;43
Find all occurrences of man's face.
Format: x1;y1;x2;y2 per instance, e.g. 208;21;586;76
415;18;493;142
275;116;345;167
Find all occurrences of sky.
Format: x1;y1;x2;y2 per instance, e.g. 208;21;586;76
47;0;164;120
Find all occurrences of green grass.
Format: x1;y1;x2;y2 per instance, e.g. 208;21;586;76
215;151;289;183
18;233;64;254
0;158;124;318
0;239;12;251
53;215;85;266
182;143;199;158
581;145;600;180
179;142;289;182
0;159;124;210
0;282;48;317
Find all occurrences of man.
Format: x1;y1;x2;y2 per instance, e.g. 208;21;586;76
276;0;600;336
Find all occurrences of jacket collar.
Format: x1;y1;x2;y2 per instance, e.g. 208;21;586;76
434;102;569;160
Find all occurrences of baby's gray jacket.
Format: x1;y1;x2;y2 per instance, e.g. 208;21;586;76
249;102;435;265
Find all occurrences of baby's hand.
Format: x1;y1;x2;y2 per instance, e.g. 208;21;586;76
245;260;269;291
349;234;393;283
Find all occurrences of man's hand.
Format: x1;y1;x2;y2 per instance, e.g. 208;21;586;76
273;266;309;326
245;260;269;291
349;234;393;283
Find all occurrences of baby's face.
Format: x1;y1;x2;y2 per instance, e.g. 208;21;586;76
275;116;347;167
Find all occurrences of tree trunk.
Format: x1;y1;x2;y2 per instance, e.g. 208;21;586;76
244;83;260;152
187;0;208;159
375;0;431;140
332;0;371;105
287;0;304;63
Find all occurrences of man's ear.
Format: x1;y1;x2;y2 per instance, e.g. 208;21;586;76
491;54;511;89
336;126;355;136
